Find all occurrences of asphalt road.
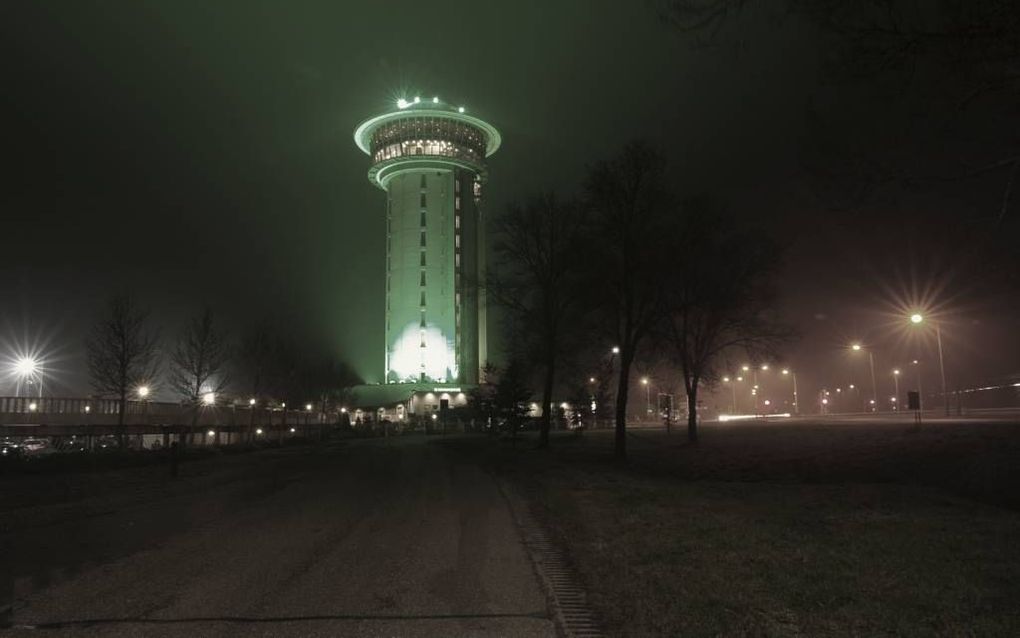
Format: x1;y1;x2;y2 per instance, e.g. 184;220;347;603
2;437;554;636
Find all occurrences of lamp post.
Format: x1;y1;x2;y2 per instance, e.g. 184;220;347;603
892;369;900;410
781;369;798;414
722;376;737;414
641;377;650;418
911;359;924;412
910;314;949;416
851;344;878;412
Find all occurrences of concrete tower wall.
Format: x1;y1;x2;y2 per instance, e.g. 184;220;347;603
356;102;499;387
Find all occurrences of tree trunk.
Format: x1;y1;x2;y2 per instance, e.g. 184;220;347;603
538;355;555;449
687;384;699;443
117;392;127;449
614;353;632;461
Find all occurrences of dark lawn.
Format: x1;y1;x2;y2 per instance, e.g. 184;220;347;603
460;421;1020;636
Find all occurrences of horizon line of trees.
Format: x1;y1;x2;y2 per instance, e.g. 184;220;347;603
84;295;361;447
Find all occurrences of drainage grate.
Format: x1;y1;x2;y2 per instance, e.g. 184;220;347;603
497;479;603;638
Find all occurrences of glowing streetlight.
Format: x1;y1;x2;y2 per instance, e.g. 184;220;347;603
305;403;313;412
849;343;878;411
741;364;750;372
891;369;901;409
12;356;42;398
290;427;296;433
722;375;738;413
611;346;620;354
207;430;215;437
589;377;596;384
908;313;949;416
137;385;150;399
14;357;38;377
255;428;263;435
28;402;37;412
202;392;215;406
249;398;256;406
340;407;347;413
780;368;799;414
640;377;651;416
761;364;769;371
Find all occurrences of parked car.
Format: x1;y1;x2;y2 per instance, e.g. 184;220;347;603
21;438;54;457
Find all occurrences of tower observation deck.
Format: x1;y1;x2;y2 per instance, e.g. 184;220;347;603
354;97;501;385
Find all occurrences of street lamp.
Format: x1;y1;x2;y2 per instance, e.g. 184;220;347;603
909;313;949;416
13;356;41;398
137;385;150;399
850;343;878;411
249;398;256;406
641;377;651;416
202;392;216;406
781;368;799;414
892;369;900;410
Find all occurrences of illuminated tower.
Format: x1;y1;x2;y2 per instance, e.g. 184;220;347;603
354;96;500;385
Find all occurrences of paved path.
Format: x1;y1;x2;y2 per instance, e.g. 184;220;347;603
2;437;554;636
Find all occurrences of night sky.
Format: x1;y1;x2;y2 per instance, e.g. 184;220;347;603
2;1;1017;401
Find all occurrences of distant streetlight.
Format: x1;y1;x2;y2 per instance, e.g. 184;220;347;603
137;385;150;398
202;392;216;406
850;343;878;411
340;407;347;413
305;403;313;411
741;364;750;372
641;377;651;416
781;368;799;414
611;346;620;354
761;364;769;371
207;429;215;437
892;369;901;409
249;398;256;406
589;377;596;384
255;428;263;435
909;313;949;416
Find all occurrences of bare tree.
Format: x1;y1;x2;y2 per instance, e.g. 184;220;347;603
583;140;673;461
660;199;790;441
85;294;160;448
169;307;230;432
488;192;588;448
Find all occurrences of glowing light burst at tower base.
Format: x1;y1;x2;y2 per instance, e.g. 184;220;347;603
388;322;458;383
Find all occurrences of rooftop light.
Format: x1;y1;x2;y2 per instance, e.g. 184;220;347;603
397;98;409;109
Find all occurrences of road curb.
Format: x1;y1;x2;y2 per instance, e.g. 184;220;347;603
494;476;603;638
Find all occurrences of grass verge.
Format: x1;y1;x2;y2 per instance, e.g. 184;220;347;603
456;429;1020;636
